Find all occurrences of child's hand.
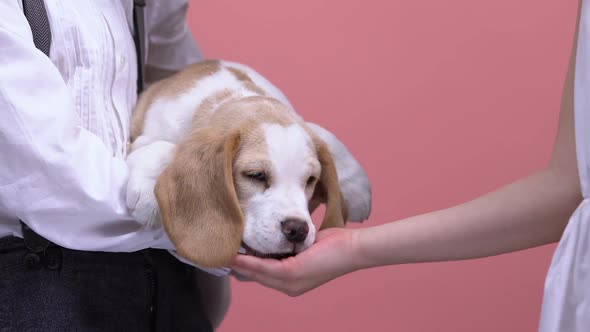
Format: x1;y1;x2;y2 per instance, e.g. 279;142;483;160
230;228;361;297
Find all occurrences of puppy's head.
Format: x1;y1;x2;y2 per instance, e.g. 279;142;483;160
155;98;347;268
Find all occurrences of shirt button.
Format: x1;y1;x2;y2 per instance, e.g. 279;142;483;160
120;57;128;69
24;252;41;269
43;247;62;270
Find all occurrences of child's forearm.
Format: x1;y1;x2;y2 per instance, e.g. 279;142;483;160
355;167;582;269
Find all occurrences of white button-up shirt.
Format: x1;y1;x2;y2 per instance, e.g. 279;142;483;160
0;0;203;253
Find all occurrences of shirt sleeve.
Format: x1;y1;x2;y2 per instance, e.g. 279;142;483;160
0;1;171;252
144;0;204;74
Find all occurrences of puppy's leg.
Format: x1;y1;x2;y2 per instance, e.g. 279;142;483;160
126;139;176;228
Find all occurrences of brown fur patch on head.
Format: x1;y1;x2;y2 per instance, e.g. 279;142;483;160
204;96;296;133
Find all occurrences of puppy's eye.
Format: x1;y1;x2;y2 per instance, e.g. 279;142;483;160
246;172;267;182
307;176;317;186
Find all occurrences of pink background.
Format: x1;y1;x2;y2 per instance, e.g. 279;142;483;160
187;0;579;331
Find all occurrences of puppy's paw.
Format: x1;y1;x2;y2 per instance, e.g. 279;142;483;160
126;139;177;229
127;175;161;229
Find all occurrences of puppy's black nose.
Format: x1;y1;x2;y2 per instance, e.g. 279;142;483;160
281;219;309;244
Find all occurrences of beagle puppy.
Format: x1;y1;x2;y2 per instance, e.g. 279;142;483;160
126;59;371;269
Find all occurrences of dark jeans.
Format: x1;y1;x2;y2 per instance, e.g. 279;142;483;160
0;232;213;332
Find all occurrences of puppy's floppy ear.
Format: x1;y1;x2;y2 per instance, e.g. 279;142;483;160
310;137;349;230
155;128;244;268
306;122;372;222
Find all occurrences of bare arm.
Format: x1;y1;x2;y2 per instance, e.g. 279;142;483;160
357;161;581;268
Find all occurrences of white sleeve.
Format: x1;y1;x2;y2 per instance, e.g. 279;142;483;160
0;1;171;252
144;0;204;72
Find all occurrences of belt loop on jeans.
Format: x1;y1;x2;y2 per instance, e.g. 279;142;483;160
19;220;61;270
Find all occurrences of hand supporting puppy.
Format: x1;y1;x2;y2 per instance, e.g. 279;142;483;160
230;228;362;297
